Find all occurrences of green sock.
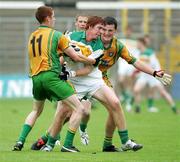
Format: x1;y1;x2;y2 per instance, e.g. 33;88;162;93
122;91;128;101
41;132;60;142
172;105;177;113
18;124;32;143
55;134;61;141
80;123;87;132
118;130;129;144
148;98;154;109
41;131;49;143
130;96;134;105
135;105;141;113
46;135;57;148
103;136;112;149
63;129;75;148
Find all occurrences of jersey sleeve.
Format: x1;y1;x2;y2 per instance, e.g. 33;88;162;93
58;34;70;52
117;42;137;64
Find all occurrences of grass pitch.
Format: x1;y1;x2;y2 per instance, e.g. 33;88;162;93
0;98;180;162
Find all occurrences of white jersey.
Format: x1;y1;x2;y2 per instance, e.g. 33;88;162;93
118;38;140;76
136;49;161;87
64;57;105;99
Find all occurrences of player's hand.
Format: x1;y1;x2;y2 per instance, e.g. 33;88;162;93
88;50;104;66
59;63;76;80
59;70;76;81
59;71;68;80
153;70;172;85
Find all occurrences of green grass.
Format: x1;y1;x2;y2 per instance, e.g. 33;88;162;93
0;98;180;162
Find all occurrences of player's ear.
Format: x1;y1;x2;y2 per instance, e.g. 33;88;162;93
45;16;50;23
75;22;77;27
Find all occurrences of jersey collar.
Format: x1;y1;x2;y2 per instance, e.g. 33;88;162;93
38;25;50;29
103;37;114;50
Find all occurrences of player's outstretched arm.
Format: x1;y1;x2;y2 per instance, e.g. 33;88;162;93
133;60;172;85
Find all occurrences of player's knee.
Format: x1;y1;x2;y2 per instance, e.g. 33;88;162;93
76;104;86;116
110;98;121;111
33;109;42;117
83;106;91;116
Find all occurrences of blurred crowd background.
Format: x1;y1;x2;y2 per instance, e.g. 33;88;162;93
0;0;180;98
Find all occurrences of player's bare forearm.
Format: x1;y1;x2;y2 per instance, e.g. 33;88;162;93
77;53;95;65
133;60;154;76
76;65;93;76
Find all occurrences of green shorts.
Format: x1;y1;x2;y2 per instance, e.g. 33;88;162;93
32;71;75;101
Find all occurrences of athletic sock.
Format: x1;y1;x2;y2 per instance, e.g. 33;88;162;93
121;90;128;103
41;131;49;142
103;136;113;148
148;98;154;109
63;128;76;148
18;124;32;143
55;134;61;141
80;123;87;132
41;131;60;142
172;105;177;113
118;130;129;144
46;135;56;148
135;104;141;113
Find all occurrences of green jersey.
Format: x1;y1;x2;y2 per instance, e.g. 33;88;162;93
70;31;104;52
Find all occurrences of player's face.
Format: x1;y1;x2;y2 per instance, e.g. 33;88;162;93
48;11;56;28
89;23;104;39
137;41;144;51
144;37;151;46
75;16;88;31
101;24;116;43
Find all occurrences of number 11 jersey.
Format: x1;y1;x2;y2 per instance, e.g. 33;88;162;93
28;25;69;77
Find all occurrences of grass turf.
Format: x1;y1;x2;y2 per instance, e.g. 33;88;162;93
0;98;180;162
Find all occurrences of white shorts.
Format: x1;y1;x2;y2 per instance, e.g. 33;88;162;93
117;59;135;76
135;73;161;88
70;79;105;100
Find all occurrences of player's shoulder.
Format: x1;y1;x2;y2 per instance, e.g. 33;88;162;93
116;37;124;45
116;37;125;49
70;31;84;40
53;29;63;36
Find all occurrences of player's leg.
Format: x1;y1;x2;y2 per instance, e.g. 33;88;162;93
41;95;86;152
102;113;117;152
156;84;178;113
79;100;91;145
117;60;129;103
13;100;45;151
60;94;86;152
32;71;82;152
133;77;146;113
13;73;47;151
124;76;135;112
93;85;143;151
146;87;159;113
31;101;72;150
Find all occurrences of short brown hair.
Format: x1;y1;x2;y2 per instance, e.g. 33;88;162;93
35;6;53;24
75;14;88;22
138;37;146;46
85;16;105;30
